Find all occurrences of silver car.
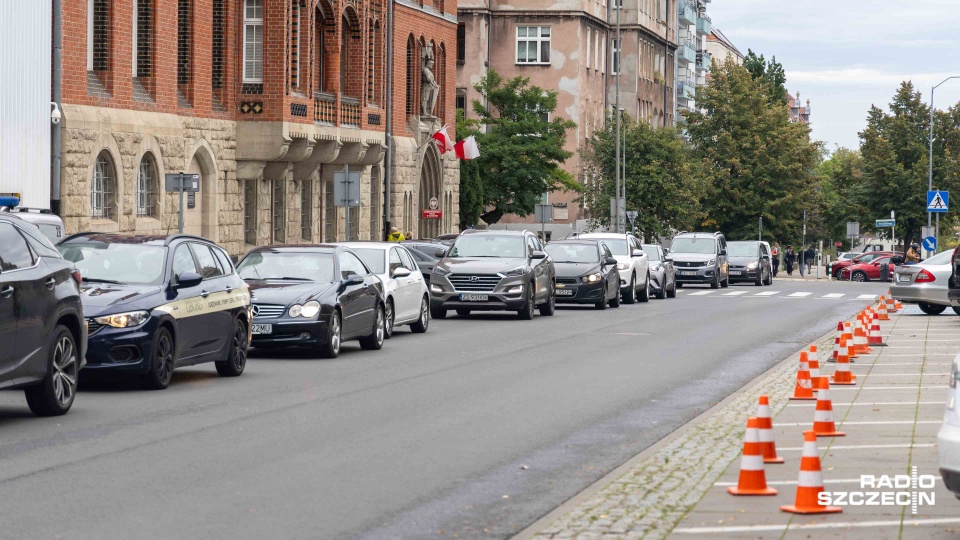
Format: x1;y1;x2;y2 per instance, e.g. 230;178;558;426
890;250;958;315
642;244;676;299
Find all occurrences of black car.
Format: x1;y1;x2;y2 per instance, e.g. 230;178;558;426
237;245;386;358
726;241;773;285
544;239;621;309
0;214;86;415
58;233;251;389
402;241;447;286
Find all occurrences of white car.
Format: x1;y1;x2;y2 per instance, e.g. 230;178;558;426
938;353;960;499
576;233;650;303
339;242;430;338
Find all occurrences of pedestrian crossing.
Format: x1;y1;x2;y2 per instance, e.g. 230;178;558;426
674;290;875;300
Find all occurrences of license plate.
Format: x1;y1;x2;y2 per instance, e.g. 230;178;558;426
460;293;489;302
896;274;911;283
251;324;273;335
729;270;742;275
680;271;698;276
556;289;575;296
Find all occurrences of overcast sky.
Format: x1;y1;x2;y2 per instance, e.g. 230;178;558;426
706;0;960;152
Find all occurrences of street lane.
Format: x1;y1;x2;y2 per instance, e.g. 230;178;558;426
0;279;891;539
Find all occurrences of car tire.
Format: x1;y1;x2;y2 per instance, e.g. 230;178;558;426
384;299;396;339
410;296;430;333
710;274;720;289
755;271;763;286
318;311;342;358
215;318;248;377
359;305;386;350
624;274;637;304
538;283;556;316
431;306;448;319
655;281;666;299
518;282;535;320
610;281;621;308
852;271;868;282
24;324;78;417
720;273;729;288
638;274;651;302
667;281;677;298
456;308;472;317
919;302;947;315
142;326;175;390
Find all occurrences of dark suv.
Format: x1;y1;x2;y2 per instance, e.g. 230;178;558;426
430;230;556;319
0;213;86;416
727;241;773;285
670;231;729;288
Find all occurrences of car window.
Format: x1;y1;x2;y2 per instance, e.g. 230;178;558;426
339;252;368;279
172;244;199;277
212;247;234;275
0;223;36;271
526;236;537;256
352;248;387;274
388;248;403;274
192;244;224;279
398;248;417;271
601;243;613;258
18;225;61;259
408;249;427;262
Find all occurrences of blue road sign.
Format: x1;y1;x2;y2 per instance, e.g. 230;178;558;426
927;190;949;213
923;236;938;252
875;219;896;228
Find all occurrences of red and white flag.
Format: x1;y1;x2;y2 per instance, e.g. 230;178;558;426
432;126;453;153
454;136;480;160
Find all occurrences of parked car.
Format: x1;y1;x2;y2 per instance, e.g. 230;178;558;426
576;232;650;303
339;242;430;338
430;230;556;320
642;244;676;299
58;233;250;389
0;213;85;415
237;245;386;358
0;206;66;245
839;255;900;282
938;353;960;499
830;251;893;279
544;239;620;309
670;231;729;288
726;240;773;286
402;241;447;285
891;250;958;315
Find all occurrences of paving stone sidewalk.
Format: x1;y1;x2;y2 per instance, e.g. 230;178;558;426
518;305;960;540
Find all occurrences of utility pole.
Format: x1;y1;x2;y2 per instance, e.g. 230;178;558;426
614;2;622;233
758;217;762;242
929;76;959;240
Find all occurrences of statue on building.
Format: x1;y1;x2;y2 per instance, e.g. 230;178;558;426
421;43;439;118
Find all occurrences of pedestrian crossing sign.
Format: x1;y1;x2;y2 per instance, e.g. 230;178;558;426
927;190;949;213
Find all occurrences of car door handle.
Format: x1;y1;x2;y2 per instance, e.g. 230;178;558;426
0;286;13;299
224;286;233;293
45;278;57;289
200;290;210;298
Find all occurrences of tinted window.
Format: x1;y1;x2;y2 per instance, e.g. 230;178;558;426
641;246;661;261
544;243;599;264
58;242;167;284
448;235;526;258
192;244;224;279
19;225;61;258
0;223;35;271
237;251;335;282
212;247;234;275
172;244;199;277
398;248;416;271
352;248;387;274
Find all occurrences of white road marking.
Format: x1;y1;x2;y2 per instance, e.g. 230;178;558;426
830;386;948;390
788;292;812;297
775;420;941;426
722;291;748;296
753;291;779;296
779;443;935;451
786;401;944;407
821;293;845;298
687;290;716;296
673;517;960;535
608;332;651;336
857;294;878;299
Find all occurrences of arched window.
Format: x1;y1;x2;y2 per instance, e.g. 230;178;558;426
340;9;362;99
136;153;158;218
405;34;417;116
91;151;116;220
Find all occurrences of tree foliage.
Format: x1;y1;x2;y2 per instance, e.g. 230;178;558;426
456;110;484;229
468;70;578;225
743;49;787;105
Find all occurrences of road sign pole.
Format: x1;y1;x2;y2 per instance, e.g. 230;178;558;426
178;173;184;233
936;213;939;252
344;164;350;241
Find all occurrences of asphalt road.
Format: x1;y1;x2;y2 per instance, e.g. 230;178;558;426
0;278;893;539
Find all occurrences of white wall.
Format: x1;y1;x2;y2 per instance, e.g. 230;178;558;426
0;0;52;208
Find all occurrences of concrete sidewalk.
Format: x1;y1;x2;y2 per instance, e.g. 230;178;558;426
518;304;960;540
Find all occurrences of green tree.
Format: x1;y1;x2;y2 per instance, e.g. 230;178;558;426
819;147;870;243
684;59;821;244
456;110;484;229
581;114;706;241
743;49;787;105
469;70;579;224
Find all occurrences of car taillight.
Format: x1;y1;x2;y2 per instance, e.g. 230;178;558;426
71;270;82;286
915;269;936;283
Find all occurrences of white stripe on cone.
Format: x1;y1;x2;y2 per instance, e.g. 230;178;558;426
798;470;824;487
740;454;765;471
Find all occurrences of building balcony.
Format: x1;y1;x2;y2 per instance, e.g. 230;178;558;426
677;80;695;102
341;96;362;128
314;92;337;125
697;15;712;35
679;2;696;25
677;42;696;65
696;50;712;71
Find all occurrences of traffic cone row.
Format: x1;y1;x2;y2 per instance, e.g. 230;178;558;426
830;338;857;385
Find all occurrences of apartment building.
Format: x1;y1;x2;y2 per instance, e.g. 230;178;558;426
675;0;711;114
787;91;811;124
59;0;458;257
705;27;743;66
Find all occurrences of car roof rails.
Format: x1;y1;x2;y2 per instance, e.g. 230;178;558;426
164;234;214;245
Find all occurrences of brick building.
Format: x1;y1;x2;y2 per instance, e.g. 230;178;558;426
59;0;458;257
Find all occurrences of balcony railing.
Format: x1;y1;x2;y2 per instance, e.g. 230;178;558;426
676;80;695;101
341;96;361;127
696;50;712;71
697;15;712;35
679;1;696;25
677;42;696;64
314;92;336;125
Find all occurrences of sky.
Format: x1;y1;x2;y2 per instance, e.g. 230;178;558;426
706;0;960;152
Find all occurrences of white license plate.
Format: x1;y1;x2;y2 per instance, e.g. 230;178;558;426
896;274;911;283
680;271;698;276
251;324;273;335
556;289;575;296
460;293;489;302
729;270;742;275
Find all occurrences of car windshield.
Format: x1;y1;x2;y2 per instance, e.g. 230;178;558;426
671;237;716;254
642;246;661;261
727;242;758;257
448;235;526;258
237;252;335;282
545;243;598;263
58;243;167;285
350;248;386;274
922;250;953;265
855;252;884;263
599;239;628;256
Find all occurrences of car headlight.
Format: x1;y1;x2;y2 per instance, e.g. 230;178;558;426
94;310;149;328
616;263;629;271
300;301;321;318
747;262;758;270
582;273;603;283
500;266;526;277
704;259;716;267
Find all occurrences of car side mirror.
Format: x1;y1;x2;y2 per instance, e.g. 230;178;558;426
345;274;364;285
664;256;673;263
604;257;618;266
631;249;644;257
435;248;448;258
175;271;203;289
392;267;411;278
530;250;547;260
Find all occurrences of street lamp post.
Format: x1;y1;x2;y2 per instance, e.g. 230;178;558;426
614;3;622;233
928;76;960;240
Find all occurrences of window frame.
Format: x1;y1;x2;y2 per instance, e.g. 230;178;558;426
92;152;115;221
243;179;257;245
136;154;158;218
0;222;39;273
515;26;551;65
171;242;200;279
190;243;225;280
243;0;264;84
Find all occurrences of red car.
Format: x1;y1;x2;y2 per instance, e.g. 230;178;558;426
839;256;898;282
830;251;895;278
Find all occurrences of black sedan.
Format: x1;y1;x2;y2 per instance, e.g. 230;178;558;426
237;245;386;358
58;233;251;389
544;240;621;309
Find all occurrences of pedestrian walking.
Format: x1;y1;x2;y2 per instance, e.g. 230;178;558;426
771;243;781;276
805;246;815;274
785;246;796;275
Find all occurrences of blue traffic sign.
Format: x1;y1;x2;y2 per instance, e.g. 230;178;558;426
927;190;949;213
923;236;937;252
875;219;895;228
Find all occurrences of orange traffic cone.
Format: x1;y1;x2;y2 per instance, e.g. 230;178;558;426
878;300;890;321
780;430;843;514
895;300;903;311
869;313;884;346
832;322;843;362
887;295;898;313
808;352;822;389
830;338;857;385
813;377;845;437
843;322;856;359
756;395;783;464
854;326;869;355
728;417;778;496
789;351;816;400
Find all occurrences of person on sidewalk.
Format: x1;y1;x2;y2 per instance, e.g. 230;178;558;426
785;246;796;275
805;246;815;274
771;243;781;276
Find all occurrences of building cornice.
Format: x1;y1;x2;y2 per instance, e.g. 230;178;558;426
458;8;609;29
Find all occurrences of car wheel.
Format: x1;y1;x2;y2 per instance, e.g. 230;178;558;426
623;274;637;304
142;326;175;390
359;305;386;350
655;280;666;300
215;318;248;377
852;271;868;282
24;325;78;416
318;311;342;358
710;273;720;289
918;302;947;315
538;282;556;316
518;282;535;320
456;308;472;317
755;270;763;286
667;280;677;298
384;299;395;339
431;305;447;319
720;273;729;288
609;280;622;308
410;296;430;333
638;274;651;302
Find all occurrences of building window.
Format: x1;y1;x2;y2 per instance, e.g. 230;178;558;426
405;35;418;116
516;26;550;64
272;180;285;244
436;43;446;121
89;0;110;72
323;180;335;241
340;12;362;99
612;38;621;74
243;0;264;83
456;23;465;65
586;28;591;70
133;0;152;78
456;88;466;113
177;0;191;89
136;154;158;218
91;152;115;220
290;0;301;90
367;20;382;105
301;180;312;241
243;180;257;245
314;6;327;92
369;167;381;240
212;0;225;91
